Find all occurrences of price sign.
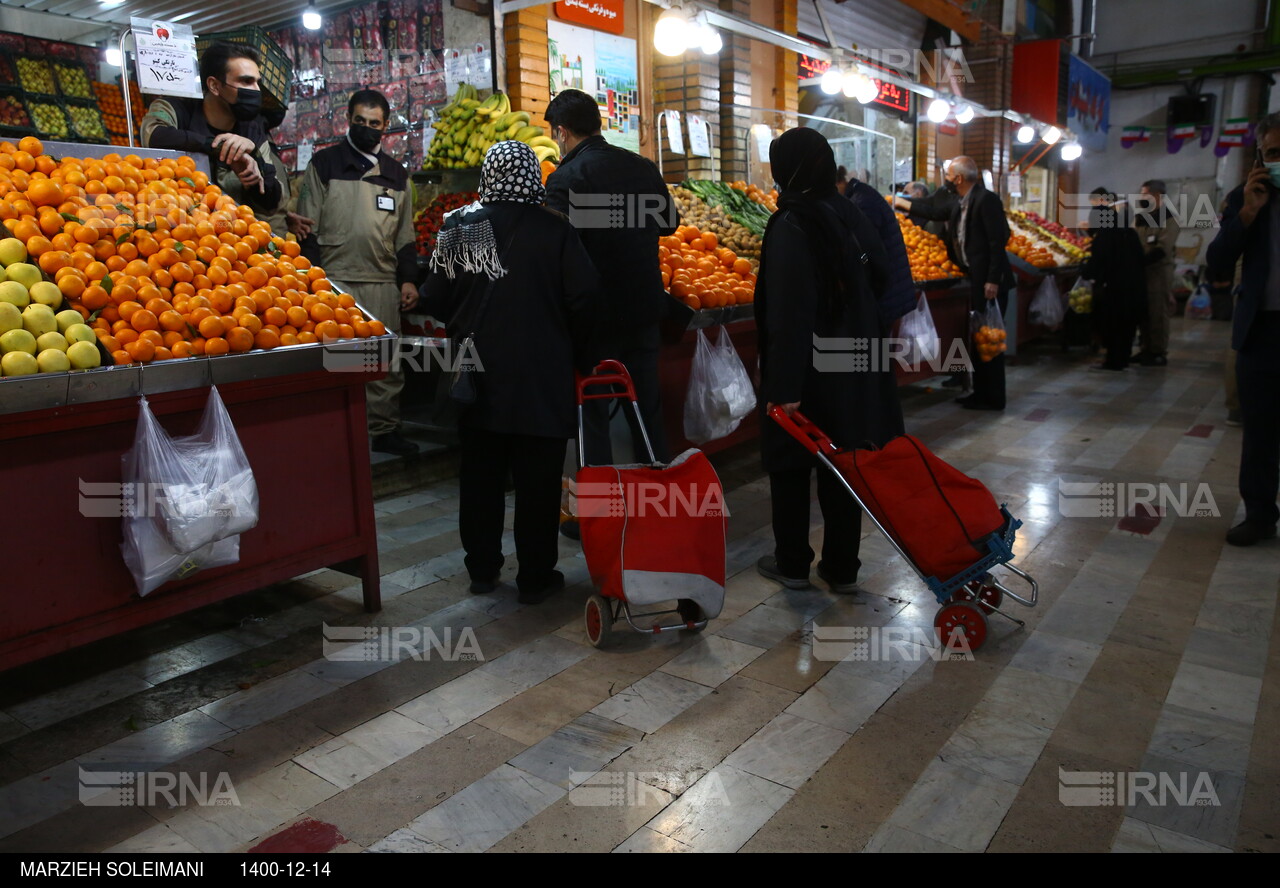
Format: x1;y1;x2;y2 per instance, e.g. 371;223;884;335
687;114;711;157
664;110;684;154
131;18;200;99
296;140;314;172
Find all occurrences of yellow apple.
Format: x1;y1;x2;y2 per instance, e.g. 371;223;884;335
22;304;56;337
4;263;40;290
0;328;37;356
0;280;28;308
0;302;20;335
1;351;38;376
55;309;83;332
36;331;68;353
0;238;25;267
36;348;70;373
28;281;62;309
66;340;102;369
65;324;96;345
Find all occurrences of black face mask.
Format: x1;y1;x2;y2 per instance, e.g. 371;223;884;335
943;178;959;194
222;83;262;122
349;123;382;154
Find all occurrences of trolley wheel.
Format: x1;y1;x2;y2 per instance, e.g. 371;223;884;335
935;601;988;652
584;593;613;648
676;599;705;632
960;580;1003;614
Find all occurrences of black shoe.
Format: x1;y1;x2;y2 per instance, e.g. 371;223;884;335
469;575;499;595
372;431;420;457
1225;522;1277;547
816;561;860;594
559;519;581;541
756;556;810;589
961;399;1003;411
1131;351;1151;364
517;570;565;605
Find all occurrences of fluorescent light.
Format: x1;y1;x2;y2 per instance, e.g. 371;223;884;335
820;67;842;95
1042;126;1062;144
654;7;691;56
303;4;322;31
1060;141;1082;160
926;98;950;122
1016;124;1035;143
104;46;122;67
954;104;974;124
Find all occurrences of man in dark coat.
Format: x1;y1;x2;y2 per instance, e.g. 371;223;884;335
844;174;917;329
1207;112;1280;547
756;129;904;593
544;89;678;465
1082;204;1147;371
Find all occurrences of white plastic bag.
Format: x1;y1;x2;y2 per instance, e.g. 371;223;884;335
1028;275;1065;329
1185;284;1213;320
898;292;940;369
684;327;757;444
122;518;241;597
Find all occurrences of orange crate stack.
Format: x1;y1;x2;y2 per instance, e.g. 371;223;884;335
93;80;144;146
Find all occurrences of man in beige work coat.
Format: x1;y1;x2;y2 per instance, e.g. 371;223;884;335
298;89;420;457
1133;179;1180;366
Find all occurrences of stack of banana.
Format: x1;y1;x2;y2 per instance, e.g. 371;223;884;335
424;85;561;170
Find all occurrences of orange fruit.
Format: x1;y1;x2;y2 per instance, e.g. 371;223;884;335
225;327;253;352
204;337;229;356
254;328;280;350
198;316;225;339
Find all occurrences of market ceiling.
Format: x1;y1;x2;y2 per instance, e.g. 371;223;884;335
0;0;357;36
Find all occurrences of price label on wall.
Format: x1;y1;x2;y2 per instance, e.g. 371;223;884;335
131;18;201;99
664;110;684;154
296;141;314;172
687;114;711;157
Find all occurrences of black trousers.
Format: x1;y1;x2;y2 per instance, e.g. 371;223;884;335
770;465;863;582
457;425;567;591
582;334;668;466
1100;311;1137;369
1237;311;1280;527
971;288;1008;409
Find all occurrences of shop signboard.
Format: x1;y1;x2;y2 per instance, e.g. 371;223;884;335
1067;55;1110;153
131;18;201;99
797;55;911;115
554;0;625;35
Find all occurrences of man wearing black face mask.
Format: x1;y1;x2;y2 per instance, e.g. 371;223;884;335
140;42;283;217
298;89;420;457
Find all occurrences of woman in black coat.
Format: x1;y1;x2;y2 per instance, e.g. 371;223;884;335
422;141;599;604
755;128;905;593
1082;204;1147;371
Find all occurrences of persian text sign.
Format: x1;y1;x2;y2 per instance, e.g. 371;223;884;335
131;18;201;99
555;0;625;35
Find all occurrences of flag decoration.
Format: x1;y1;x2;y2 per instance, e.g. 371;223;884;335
1215;117;1254;157
1121;126;1149;148
1170;124;1198;140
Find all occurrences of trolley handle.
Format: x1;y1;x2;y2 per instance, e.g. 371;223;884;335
576;360;637;405
768;407;839;457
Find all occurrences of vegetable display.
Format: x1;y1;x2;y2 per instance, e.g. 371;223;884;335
668;185;760;265
681;180;773;237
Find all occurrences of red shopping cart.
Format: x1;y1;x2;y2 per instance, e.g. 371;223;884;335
769;407;1038;651
576;361;727;647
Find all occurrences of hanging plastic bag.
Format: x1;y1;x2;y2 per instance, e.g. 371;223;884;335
1028;275;1065;329
1185;284;1213;320
898;292;940;370
122;519;241;598
684;327;757;444
1066;276;1093;314
974;300;1007;362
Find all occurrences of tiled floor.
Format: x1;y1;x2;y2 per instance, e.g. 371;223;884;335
2;317;1277;853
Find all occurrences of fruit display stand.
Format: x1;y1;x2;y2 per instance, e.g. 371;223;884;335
1008;255;1087;348
895;278;972;386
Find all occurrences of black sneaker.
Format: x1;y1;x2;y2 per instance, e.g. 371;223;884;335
756;556;810;589
372;431;420;457
1225;522;1277;547
816;562;860;594
469;577;499;595
517;570;565;605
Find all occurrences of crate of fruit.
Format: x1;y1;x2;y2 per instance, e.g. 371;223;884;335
51;59;94;100
0;49;18;87
196;26;292;111
25;97;72;141
64;98;109;143
0;86;36;136
15;56;58;96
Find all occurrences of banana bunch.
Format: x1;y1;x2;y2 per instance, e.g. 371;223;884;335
423;86;561;170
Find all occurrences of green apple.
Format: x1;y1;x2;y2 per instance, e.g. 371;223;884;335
65;323;96;345
55;309;83;332
1;351;38;376
36;331;68;353
66;340;101;369
36;348;70;373
0;328;37;355
0;280;28;308
22;304;56;338
0;238;25;267
4;263;40;290
0;302;20;335
28;281;61;309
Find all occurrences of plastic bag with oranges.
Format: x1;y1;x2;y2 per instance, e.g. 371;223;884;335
972;301;1007;363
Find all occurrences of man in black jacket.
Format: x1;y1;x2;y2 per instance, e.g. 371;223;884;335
544;89;678;465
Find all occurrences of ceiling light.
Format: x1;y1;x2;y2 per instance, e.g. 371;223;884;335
697;18;722;54
1042;126;1062;144
303;4;322;30
820;67;842;95
654;7;692;56
926;98;950;122
842;71;861;99
104;46;122;67
1060;141;1082;160
1016;124;1035;143
854;74;879;104
955;104;974;124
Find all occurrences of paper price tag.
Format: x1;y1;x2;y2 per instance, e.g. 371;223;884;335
296;140;314;172
665;110;684;155
687;114;711;157
131;17;200;99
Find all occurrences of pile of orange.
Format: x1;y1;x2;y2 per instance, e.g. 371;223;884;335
728;181;778;213
974;325;1007;361
0;137;387;365
894;212;962;282
1006;233;1056;269
94;81;144;146
659;225;756;311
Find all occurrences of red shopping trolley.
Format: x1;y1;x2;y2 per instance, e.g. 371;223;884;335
576;361;727;647
769;407;1039;651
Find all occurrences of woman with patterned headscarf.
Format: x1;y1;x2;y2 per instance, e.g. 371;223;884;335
755;127;904;595
422;141;599;605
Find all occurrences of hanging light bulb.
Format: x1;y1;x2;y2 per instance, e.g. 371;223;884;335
926;98;950;122
302;3;322;31
842;70;861;98
1042;126;1062;144
697;17;722;54
1016;124;1035;143
1060;141;1082;160
820;67;842;95
854;73;879;104
654;6;691;57
954;104;975;124
105;46;123;67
